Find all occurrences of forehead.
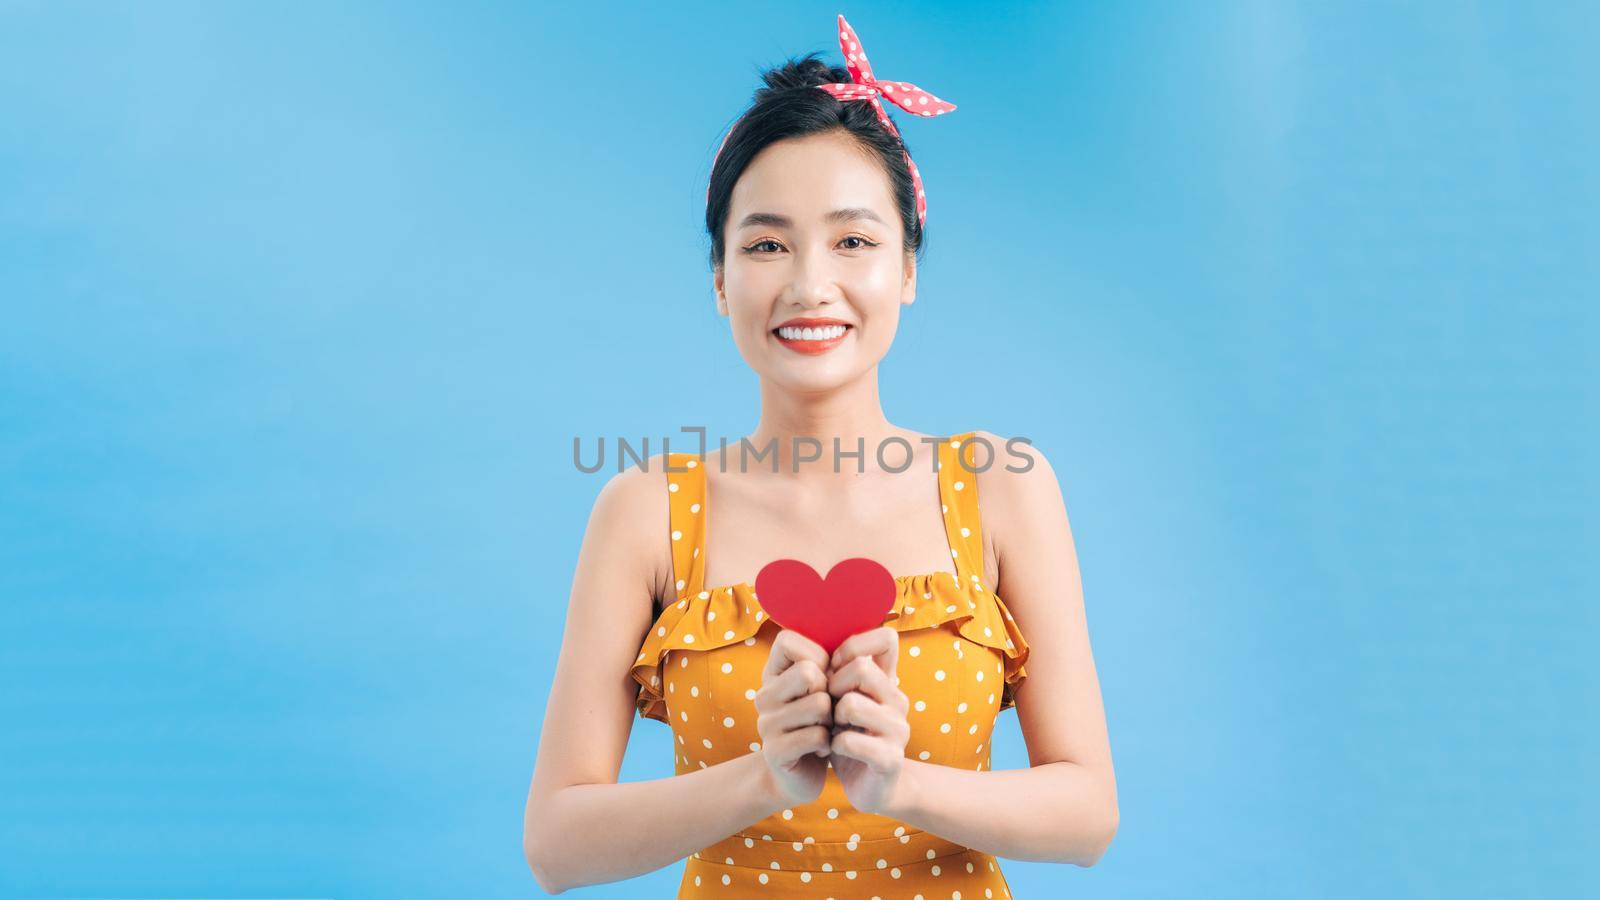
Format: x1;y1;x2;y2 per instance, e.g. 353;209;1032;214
729;131;897;227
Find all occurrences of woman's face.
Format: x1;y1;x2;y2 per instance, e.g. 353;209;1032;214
715;130;916;392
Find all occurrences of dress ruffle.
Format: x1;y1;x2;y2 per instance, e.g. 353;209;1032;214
632;571;1030;724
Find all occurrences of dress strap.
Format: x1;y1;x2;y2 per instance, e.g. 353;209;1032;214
665;451;708;600
937;431;988;590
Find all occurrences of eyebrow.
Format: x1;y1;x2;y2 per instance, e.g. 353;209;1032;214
735;207;887;230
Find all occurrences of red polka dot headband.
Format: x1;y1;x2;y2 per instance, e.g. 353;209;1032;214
709;13;957;227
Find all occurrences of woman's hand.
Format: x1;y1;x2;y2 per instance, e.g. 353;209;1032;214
754;629;834;808
825;626;912;816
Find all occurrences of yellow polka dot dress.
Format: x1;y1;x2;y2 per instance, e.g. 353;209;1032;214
632;432;1032;898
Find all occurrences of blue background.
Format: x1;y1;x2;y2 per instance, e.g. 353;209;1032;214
2;1;1594;897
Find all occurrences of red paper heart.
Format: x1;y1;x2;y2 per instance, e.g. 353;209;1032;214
753;558;898;656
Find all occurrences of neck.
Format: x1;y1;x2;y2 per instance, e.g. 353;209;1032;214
744;370;910;478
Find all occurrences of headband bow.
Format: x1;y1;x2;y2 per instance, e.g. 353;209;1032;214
709;13;957;227
816;14;956;225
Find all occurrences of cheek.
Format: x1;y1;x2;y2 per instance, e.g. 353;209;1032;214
721;269;774;315
725;302;771;339
860;258;906;294
856;272;911;327
856;285;906;335
859;315;901;352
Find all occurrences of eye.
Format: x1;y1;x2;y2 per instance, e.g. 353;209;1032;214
740;236;881;255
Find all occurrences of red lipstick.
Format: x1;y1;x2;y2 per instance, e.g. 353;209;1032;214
770;317;853;356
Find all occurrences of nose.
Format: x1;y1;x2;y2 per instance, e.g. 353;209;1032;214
783;243;842;309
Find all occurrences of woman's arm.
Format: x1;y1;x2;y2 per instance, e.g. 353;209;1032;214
528;754;786;893
882;758;1115;866
521;460;788;893
883;433;1118;866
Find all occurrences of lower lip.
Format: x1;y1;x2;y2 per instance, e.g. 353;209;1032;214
772;326;851;355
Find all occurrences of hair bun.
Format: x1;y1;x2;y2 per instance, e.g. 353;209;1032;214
758;53;850;95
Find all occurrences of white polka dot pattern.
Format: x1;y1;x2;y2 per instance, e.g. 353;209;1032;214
631;431;1028;897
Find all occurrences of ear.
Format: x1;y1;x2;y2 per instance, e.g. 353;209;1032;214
901;251;917;307
714;268;728;316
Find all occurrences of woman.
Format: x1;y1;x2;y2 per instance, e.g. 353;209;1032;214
523;16;1116;896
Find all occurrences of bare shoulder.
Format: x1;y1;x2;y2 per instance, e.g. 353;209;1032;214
968;430;1070;570
969;429;1063;502
581;451;673;612
587;452;663;535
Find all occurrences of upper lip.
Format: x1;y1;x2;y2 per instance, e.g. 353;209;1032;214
772;317;854;331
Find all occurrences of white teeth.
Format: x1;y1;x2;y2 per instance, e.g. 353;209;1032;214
776;324;848;341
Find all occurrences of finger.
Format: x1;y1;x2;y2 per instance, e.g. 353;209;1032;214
830;727;897;773
763;629;829;685
763;628;827;683
762;689;833;737
829;626;898;679
770;725;831;767
828;655;906;709
757;659;826;710
831;690;902;738
773;694;834;758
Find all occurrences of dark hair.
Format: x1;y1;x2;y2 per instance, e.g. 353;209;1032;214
705;52;925;273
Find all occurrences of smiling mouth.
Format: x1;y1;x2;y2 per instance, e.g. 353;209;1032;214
770;324;852;337
771;323;852;355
